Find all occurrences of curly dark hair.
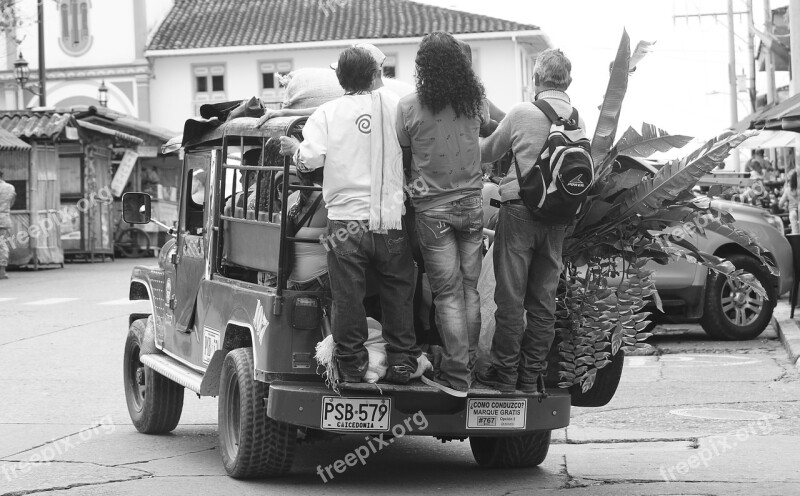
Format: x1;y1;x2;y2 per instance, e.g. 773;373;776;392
336;47;377;93
415;32;485;119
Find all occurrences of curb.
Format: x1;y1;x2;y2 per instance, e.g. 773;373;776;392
770;300;800;370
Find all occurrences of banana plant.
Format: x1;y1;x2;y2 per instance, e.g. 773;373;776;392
556;31;774;393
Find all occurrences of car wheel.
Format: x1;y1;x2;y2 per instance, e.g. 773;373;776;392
700;254;776;340
470;430;551;468
123;318;184;434
218;348;296;478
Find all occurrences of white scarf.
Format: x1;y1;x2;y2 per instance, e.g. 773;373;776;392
368;91;404;233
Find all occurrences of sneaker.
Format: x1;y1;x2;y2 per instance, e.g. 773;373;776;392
421;374;468;398
384;365;413;384
474;367;515;393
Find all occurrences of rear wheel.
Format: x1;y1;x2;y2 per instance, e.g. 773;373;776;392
123;319;184;433
568;349;625;407
218;348;296;478
470;430;551;468
701;254;776;340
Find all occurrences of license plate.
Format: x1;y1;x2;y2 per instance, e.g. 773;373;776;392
466;398;527;429
321;397;391;431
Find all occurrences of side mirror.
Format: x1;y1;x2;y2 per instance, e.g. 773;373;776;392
122;192;152;224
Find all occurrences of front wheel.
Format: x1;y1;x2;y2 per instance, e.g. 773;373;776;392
470;430;551;468
123;318;184;434
700;254;776;341
218;348;296;478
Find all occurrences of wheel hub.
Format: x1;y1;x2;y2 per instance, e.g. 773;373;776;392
732;291;747;306
136;366;145;386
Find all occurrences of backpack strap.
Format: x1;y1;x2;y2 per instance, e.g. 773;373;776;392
534;99;579;126
296;193;323;229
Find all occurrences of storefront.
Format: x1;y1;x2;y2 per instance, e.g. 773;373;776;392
0;110;144;266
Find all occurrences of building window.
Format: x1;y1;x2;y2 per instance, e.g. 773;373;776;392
193;65;226;114
259;60;292;106
58;0;93;56
383;54;397;78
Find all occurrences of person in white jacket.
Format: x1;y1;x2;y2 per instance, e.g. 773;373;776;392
278;47;419;384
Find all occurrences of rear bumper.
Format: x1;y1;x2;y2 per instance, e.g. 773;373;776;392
266;381;571;436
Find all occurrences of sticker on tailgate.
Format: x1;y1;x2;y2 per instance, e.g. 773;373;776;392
466;398;527;429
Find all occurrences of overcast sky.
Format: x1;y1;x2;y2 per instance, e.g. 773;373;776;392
420;0;790;144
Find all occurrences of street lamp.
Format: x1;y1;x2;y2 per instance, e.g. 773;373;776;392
98;80;108;107
14;53;42;97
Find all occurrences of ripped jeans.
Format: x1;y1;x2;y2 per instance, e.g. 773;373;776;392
415;192;483;390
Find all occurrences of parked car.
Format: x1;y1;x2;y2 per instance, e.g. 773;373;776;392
482;155;793;341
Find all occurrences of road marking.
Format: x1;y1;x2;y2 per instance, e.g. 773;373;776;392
98;298;144;306
25;298;79;306
0;297;17;303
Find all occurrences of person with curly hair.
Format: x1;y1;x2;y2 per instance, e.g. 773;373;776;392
396;31;492;397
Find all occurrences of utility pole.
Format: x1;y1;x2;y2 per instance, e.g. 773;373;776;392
747;0;756;112
792;0;800;96
728;0;741;170
764;0;777;105
37;0;45;106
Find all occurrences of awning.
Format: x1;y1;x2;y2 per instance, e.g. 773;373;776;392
738;130;800;148
77;120;144;146
0;128;31;151
735;93;800;132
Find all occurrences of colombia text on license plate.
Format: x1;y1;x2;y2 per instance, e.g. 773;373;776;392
321;397;391;431
466;398;527;429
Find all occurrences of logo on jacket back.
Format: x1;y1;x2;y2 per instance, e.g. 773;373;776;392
567;174;585;189
355;114;371;134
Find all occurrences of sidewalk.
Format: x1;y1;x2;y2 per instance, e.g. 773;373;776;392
771;297;800;370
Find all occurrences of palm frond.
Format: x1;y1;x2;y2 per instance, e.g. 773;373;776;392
591;29;631;167
609;131;753;219
615;123;693;158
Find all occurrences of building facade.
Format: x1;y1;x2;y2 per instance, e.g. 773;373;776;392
0;0;174;123
145;0;551;132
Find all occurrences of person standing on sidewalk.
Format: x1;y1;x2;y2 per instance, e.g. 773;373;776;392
0;169;16;280
476;48;581;393
396;31;491;397
279;47;419;384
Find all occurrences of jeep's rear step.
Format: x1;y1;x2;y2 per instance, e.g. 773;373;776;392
141;354;203;393
266;381;571;436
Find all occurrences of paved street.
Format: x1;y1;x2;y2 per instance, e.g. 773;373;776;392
1;259;800;495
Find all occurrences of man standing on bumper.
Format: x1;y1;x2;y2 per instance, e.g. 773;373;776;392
476;49;580;393
397;32;490;397
279;47;419;384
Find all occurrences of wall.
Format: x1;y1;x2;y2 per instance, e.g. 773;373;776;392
149;38;529;131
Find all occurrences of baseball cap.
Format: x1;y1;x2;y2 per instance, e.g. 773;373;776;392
330;43;386;70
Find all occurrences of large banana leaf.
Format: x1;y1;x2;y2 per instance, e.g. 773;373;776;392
591;30;631;167
615;124;693;158
609;131;753;220
629;40;656;71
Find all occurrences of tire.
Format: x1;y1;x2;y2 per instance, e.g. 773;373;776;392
116;228;150;258
568;349;625;407
218;348;296;478
123;318;184;434
470;430;551;468
700;254;777;341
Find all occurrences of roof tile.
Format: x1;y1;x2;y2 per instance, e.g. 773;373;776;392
148;0;538;51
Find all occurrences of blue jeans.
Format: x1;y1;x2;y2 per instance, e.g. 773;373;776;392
415;193;483;390
326;220;419;378
491;204;566;385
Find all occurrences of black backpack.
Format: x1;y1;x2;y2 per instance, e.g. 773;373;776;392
514;100;594;224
